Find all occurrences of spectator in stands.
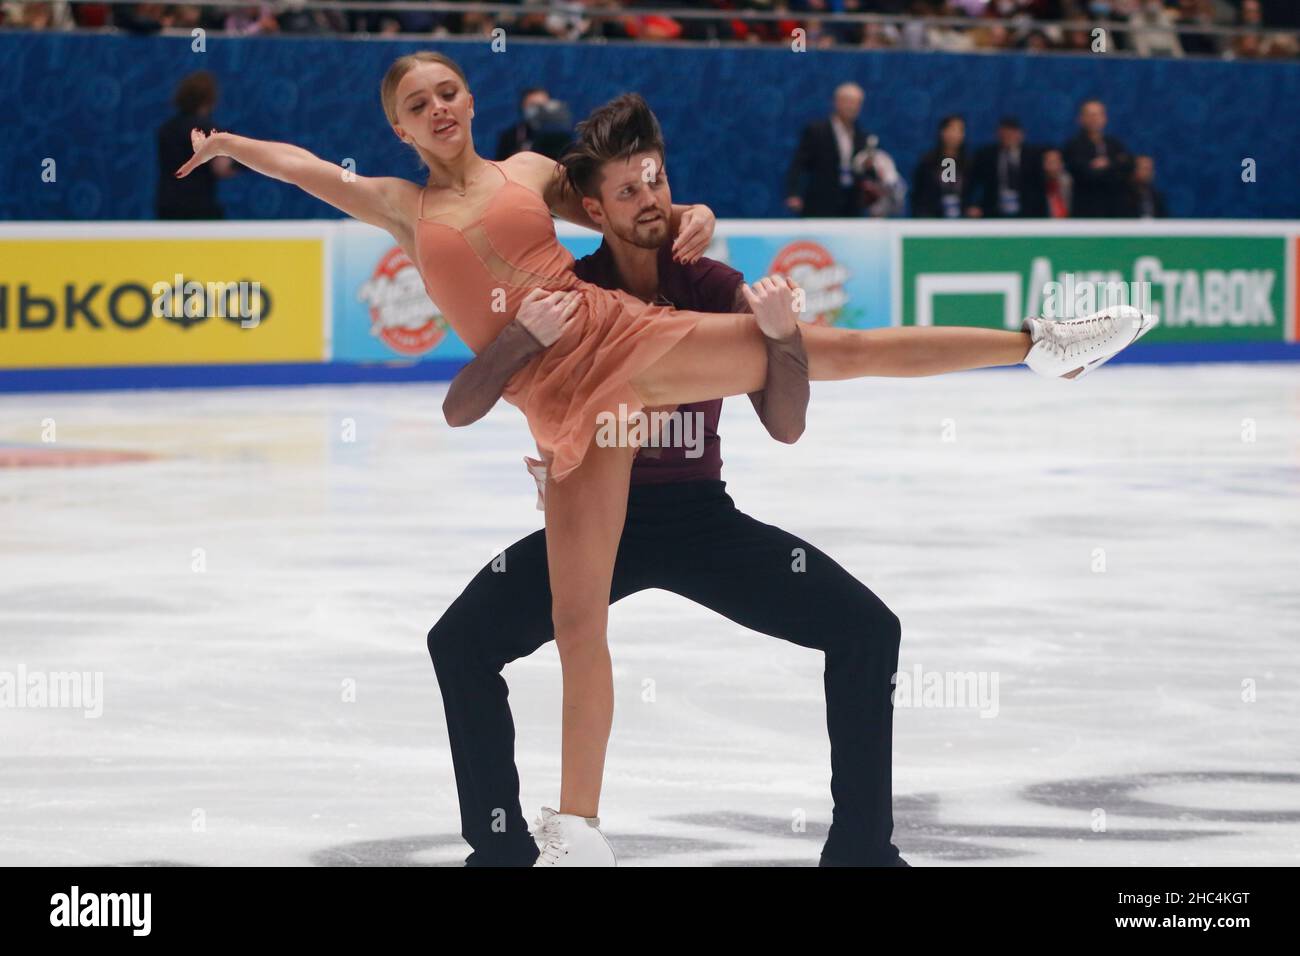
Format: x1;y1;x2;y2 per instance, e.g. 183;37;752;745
1061;24;1095;52
911;114;971;218
168;4;203;31
497;88;551;161
584;0;633;40
347;0;400;35
66;3;112;28
225;3;280;35
1062;98;1134;217
1232;0;1264;58
784;82;872;217
967;116;1048;218
860;20;901;47
1128;0;1184;57
1122;154;1168;216
10;0;1299;59
276;0;348;34
1;1;73;28
544;0;590;41
984;0;1038;18
461;12;498;36
495;88;573;161
970;20;1012;50
977;0;1052;49
802;14;841;48
113;3;176;33
819;0;863;45
1176;0;1222;56
919;0;979;51
1042;148;1073;217
3;0;1295;62
897;0;930;48
1020;29;1053;50
1229;0;1295;58
852;135;909;217
745;0;802;44
392;3;439;35
155;71;238;219
660;1;719;43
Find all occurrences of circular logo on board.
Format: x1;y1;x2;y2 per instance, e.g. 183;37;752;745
357;247;446;356
769;241;850;326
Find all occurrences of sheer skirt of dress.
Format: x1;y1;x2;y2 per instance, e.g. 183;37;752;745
415;174;703;483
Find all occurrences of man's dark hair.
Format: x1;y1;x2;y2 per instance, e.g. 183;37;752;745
998;115;1022;130
174;71;218;115
560;93;666;198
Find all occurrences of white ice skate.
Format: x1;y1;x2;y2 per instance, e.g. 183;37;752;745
1022;305;1158;380
531;807;617;867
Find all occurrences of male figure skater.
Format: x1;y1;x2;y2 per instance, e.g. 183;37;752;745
428;94;905;867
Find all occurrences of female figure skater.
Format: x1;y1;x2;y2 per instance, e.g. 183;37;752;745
176;51;1155;866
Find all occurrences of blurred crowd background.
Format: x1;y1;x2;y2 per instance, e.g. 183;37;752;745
156;70;1171;220
779;85;1165;219
5;3;1295;221
4;0;1298;60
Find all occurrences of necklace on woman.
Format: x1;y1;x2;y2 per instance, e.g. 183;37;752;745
432;160;487;197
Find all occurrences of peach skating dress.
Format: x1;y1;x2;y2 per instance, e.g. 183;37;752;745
414;161;702;482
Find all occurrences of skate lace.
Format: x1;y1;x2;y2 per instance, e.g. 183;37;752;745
1045;311;1118;358
533;813;567;865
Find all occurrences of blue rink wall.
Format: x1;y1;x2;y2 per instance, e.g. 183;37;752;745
2;32;1300;222
0;219;1296;393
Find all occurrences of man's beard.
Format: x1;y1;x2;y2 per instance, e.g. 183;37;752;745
612;211;669;250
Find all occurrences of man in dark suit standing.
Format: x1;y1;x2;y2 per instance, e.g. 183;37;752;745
784;83;870;218
1062;99;1135;218
966;117;1048;219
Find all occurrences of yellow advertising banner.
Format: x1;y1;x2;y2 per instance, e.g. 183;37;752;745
0;238;324;368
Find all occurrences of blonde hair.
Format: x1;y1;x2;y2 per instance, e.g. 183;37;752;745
381;51;469;127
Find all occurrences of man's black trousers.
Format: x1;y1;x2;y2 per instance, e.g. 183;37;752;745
427;479;902;866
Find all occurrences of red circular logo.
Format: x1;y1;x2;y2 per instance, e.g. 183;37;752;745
357;246;446;356
768;241;850;326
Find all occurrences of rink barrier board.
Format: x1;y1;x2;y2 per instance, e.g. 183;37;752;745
0;360;469;393
4;344;1300;394
1;220;1297;393
0;234;327;368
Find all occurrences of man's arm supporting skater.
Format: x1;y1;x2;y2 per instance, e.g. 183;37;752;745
442;289;574;427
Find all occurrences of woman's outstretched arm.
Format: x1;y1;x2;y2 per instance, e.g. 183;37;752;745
175;129;419;244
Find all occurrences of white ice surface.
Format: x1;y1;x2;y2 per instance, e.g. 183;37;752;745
1;363;1297;866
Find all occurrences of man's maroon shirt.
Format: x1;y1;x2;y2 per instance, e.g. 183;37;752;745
571;240;741;485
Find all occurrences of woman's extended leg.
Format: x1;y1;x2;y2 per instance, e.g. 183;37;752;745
632;311;1032;408
542;439;638;819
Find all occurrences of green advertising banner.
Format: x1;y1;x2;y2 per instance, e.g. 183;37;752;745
901;235;1287;343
